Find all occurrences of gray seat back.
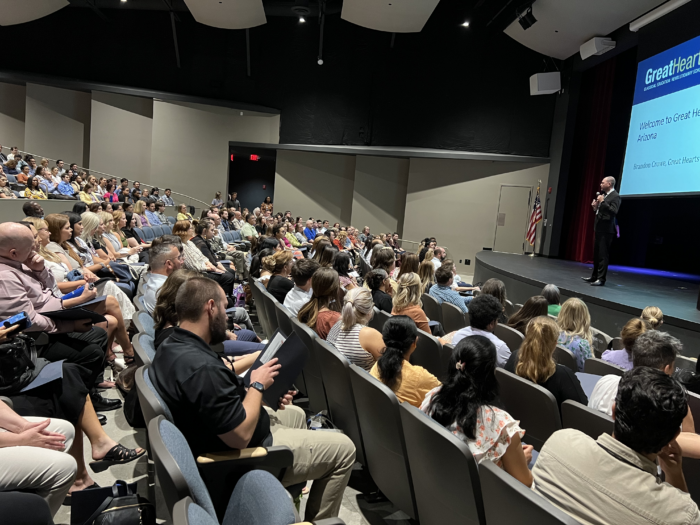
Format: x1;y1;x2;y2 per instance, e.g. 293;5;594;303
441;302;468;333
421;293;443;325
274;301;294;337
583;357;625;377
368;307;391;333
561;400;613;440
410;328;446;382
133;311;155;338
149;416;217;520
261;290;280;335
610;337;623;350
480;460;582;524
399;403;485;525
314;337;367;466
590;328;612;358
349;364;417;520
553;345;577;372
133;332;156;367
495;368;561;451
493;323;525;353
250;279;273;338
135;366;173;424
290;317;329;414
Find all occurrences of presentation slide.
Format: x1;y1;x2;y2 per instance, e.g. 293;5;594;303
620;34;700;197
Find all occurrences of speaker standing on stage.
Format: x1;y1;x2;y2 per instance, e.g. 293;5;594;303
582;176;620;286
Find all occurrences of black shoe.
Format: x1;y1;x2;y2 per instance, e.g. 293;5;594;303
98;414;107;425
581;277;595;282
90;393;122;412
590;280;605;286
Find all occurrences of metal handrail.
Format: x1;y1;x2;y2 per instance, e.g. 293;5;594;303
3;146;210;209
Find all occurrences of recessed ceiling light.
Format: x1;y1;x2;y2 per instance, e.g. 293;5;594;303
299;16;306;23
461;21;470;27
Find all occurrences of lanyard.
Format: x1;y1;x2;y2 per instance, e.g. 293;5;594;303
597;443;659;483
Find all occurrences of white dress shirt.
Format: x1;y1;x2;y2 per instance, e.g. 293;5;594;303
143;272;167;315
283;285;313;316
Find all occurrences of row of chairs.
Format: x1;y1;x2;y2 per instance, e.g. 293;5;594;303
134;223;174;242
249;278;597;524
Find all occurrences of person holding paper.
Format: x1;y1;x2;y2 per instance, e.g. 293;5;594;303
151;277;356;522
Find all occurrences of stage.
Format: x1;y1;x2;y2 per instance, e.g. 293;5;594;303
473;251;700;357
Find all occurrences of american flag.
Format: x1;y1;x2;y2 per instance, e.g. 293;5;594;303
526;186;542;246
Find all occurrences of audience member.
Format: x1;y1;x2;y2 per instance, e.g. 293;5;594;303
392;272;431;333
264;251;294;303
23;201;44;218
304;219;317;242
431;247;445;269
152;269;262;355
371;316;440;407
481;278;509;323
421;336;533;486
505;316;587;409
429;266;469;313
418;259;435;294
370;247;398;293
176;204;194;222
601;318;651;370
533;367;697;524
333;252;357;290
327;288;384;370
208;214;248;280
284;258;319;316
542;284;561;317
227;191;241;211
556;298;594;371
641;305;664;328
260;196;273;214
24;176;48;200
452;294;510;366
506;295;548;335
161;188;174;206
366;268;393;313
241;213;259;243
144;201;162;225
212;191;224;207
0;174;17;199
298;268;343;339
143;241;184;314
151;277;355;521
121;212;151;250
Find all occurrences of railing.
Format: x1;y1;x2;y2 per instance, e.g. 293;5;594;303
2;147;211;213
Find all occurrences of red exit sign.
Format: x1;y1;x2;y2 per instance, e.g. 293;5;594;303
250;154;260;161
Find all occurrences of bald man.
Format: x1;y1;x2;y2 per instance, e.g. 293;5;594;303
0;223;120;411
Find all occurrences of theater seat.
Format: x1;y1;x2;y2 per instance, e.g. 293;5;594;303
291;317;329;414
409;328;447;382
583;358;625;377
133;332;156;367
553;345;577;372
273;301;294;337
479;460;581;524
368;307;390;333
161;224;173;234
494;323;525;353
151;225;164;238
441;302;468;333
231;230;242;242
167;216;176;225
495;368;561;451
141;227;156;242
561;400;613;440
421;293;443;325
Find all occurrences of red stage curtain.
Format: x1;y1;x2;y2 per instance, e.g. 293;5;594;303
564;59;617;263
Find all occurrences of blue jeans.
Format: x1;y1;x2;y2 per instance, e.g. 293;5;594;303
223;329;265;356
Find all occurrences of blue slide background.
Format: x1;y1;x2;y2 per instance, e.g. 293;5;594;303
620;35;700;196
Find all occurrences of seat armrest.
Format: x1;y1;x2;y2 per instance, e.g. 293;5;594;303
0;397;13;409
197;445;295;522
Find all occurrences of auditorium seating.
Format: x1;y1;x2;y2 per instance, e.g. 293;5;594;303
494;323;525;353
441;302;468;333
561;400;613;440
495;368;561;451
291;317;329;414
583;357;626;376
553;345;577;372
409;328;448;382
368;307;391;333
273;301;294;337
133;332;156;367
421;293;443;325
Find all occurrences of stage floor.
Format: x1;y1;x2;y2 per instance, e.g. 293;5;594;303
474;251;700;335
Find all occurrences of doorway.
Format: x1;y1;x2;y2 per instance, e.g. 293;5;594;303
493;185;533;255
228;147;277;213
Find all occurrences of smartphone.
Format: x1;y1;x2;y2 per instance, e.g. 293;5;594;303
2;311;31;331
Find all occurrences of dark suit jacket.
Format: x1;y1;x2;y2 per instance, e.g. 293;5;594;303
594;190;621;234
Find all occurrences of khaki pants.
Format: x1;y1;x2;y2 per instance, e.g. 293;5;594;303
264;405;355;521
0;417;77;516
222;250;248;279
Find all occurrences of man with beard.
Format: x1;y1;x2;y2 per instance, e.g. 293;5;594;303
150;277;356;522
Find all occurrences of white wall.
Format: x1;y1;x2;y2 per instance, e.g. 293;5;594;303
0;82;26;150
24;83;91;167
274;150;357;225
150;100;279;204
403;158;549;273
90;91;153;184
351;156;409;235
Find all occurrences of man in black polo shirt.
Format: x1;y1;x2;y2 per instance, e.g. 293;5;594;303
150;277;356;521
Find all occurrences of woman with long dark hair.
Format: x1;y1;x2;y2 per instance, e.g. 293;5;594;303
365;268;393;313
421;336;533;486
332;251;357;290
481;278;509;323
370;316;440;406
506;295;549;335
298;267;343;339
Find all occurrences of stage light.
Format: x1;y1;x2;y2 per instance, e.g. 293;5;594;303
518;6;537;30
461;21;470;27
317;58;324;65
299;16;306;23
121;0;127;3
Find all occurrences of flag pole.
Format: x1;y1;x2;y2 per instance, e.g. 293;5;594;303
528;179;542;257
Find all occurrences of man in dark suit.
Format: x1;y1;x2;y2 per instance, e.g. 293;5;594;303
582;176;621;286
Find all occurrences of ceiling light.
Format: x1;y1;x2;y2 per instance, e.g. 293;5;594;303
299;16;306;23
461;21;470;27
517;5;537;30
120;0;127;3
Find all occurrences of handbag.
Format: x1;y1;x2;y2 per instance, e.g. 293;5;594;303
0;334;45;394
72;480;155;525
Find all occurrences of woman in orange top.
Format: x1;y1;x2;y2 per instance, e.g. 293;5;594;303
391;272;430;333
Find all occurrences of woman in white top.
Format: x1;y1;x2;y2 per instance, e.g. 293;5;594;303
39;214;137;367
421;335;534;487
97;211;141;263
326;288;385;371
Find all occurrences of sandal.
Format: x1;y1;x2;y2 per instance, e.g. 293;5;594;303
89;444;146;473
123;353;135;365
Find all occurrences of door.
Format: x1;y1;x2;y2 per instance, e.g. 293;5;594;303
493;185;532;255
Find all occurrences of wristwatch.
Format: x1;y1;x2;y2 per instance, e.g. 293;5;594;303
250;381;265;393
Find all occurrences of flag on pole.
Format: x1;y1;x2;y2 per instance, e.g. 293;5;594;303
526;185;542;246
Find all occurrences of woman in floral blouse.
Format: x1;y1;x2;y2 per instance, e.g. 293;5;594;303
421;335;533;487
556;298;594;372
260;195;273;214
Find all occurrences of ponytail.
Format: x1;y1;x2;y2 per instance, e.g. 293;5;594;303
377;316;417;391
340;287;374;330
